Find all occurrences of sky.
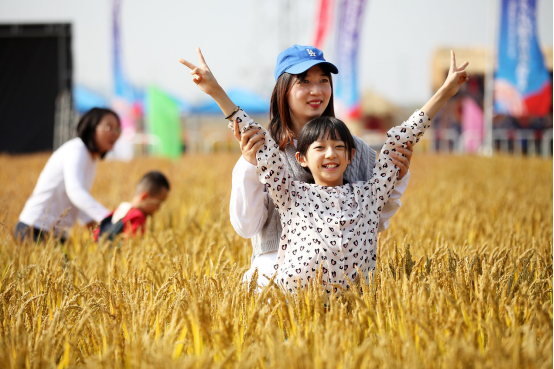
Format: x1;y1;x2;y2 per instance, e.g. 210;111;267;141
0;0;552;107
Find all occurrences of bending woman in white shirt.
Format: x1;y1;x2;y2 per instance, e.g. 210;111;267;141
180;45;413;285
15;108;121;243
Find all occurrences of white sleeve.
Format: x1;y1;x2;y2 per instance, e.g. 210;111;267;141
377;170;410;232
230;155;269;238
63;147;110;222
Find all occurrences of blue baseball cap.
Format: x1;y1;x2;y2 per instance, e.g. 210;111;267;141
274;45;338;82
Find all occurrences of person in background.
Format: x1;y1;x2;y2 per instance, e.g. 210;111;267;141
15;108;121;243
94;171;170;241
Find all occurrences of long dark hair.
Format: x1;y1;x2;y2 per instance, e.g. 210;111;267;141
76;107;120;159
268;65;335;150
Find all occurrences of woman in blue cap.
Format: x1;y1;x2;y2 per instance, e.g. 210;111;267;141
180;45;413;286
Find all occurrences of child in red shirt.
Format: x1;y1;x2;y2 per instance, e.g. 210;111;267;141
94;171;170;241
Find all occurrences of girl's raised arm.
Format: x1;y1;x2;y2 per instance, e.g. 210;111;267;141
421;51;469;119
370;51;469;214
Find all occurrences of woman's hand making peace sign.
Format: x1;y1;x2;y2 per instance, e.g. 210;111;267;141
179;47;222;96
179;48;266;165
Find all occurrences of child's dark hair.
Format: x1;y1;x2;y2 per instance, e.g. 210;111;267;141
136;171;171;195
76;107;121;159
296;116;356;173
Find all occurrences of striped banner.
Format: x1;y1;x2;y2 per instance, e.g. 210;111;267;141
312;0;334;49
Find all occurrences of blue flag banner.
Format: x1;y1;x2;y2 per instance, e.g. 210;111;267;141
111;0;139;138
109;0;140;160
494;0;552;117
113;0;134;103
335;0;367;119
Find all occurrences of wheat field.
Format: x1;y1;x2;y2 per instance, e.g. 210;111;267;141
0;152;552;369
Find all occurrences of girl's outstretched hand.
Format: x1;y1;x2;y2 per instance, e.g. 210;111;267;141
421;51;469;119
441;51;469;98
179;48;220;96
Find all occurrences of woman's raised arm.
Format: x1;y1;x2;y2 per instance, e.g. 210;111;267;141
179;48;236;116
179;48;265;164
180;49;272;238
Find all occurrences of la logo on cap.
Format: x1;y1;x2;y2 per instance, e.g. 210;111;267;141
306;49;316;57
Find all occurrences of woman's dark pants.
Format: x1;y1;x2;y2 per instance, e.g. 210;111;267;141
14;222;66;244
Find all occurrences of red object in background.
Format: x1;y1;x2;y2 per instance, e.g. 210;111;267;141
312;0;334;49
364;116;384;130
132;101;143;120
346;103;361;120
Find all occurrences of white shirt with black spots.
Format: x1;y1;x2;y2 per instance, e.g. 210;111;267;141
239;110;431;294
